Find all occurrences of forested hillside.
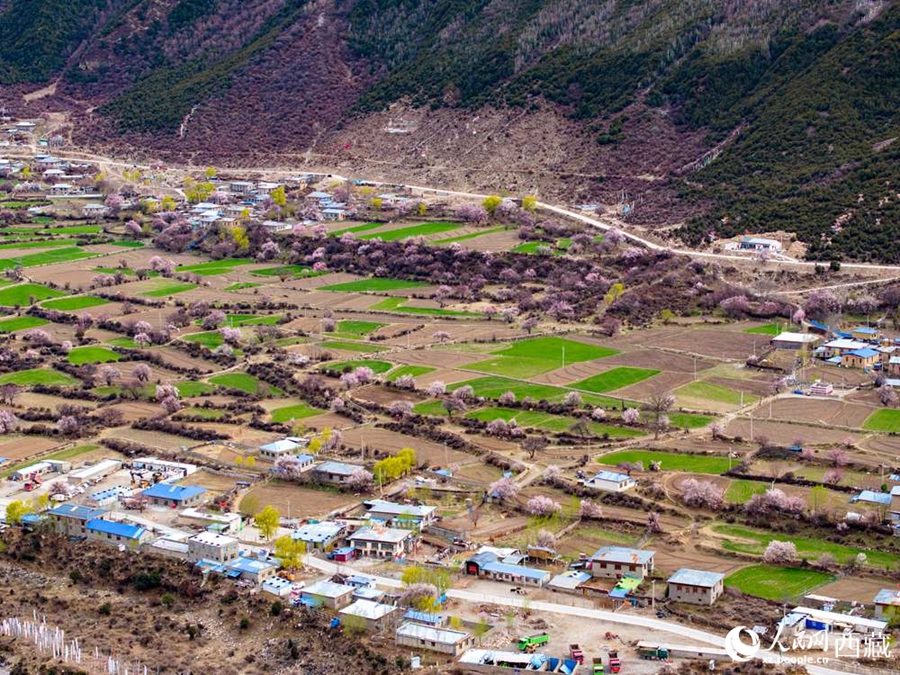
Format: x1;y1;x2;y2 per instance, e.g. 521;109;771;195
0;0;897;261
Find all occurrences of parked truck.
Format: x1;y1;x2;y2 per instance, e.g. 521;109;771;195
517;633;549;652
608;650;621;673
638;645;668;660
569;644;584;664
592;657;604;673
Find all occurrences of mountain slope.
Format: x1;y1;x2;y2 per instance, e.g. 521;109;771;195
0;0;897;262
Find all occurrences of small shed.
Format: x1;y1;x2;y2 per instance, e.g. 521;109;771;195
339;600;400;631
395;621;473;656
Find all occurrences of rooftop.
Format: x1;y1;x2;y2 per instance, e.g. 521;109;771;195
874;589;900;607
189;531;238;547
587;470;633;483
314;461;364;476
303;580;354;598
48;504;108;521
396;621;469;644
591;546;655;565
86;518;145;540
292;521;345;543
667;568;725;587
225;556;278;575
259;439;300;453
364;499;436;519
339;599;397;620
772;331;819;343
349;527;413;544
142;483;206;502
481;561;550;581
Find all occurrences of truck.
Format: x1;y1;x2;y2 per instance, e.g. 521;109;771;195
592;657;604;673
638;645;668;660
569;644;584;664
608;650;621;673
517;633;549;652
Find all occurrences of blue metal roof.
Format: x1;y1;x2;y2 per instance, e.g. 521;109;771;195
667;568;725;587
86;518;145;539
852;326;877;334
809;321;829;331
260;439;299;453
142;483;206;502
403;609;443;625
225;556;278;575
591;546;655;565
481;561;550;581
874;589;900;606
847;348;879;358
315;461;362;476
850;490;891;505
590;470;632;483
48;504;108;521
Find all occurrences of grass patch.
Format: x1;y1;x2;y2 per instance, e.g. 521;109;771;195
358;221;460;241
175;381;215;397
369;296;481;317
0;444;99;479
724;565;833;601
328;320;385;339
270;403;323;423
0;283;65;306
107;337;139;349
571;367;659;393
465;337;618;378
448;376;630;407
677;380;756;406
182;331;224;349
41;295;109;311
109;240;145;248
221;314;281;327
175;258;255;276
251;264;319;278
512;239;570;255
225;282;261;291
0;369;77;386
330;222;386;237
597;449;731;474
320;340;389;353
715;524;900;569
319;277;426;292
140;281;197;297
67;346;121;365
0;240;75;250
863;409;900;432
181;407;226;419
668;412;714;429
35;225;102;235
467;407;644;438
385;365;436;381
0;316;49;333
0;246;100;271
725;480;769;504
434;226;506;245
93;266;159;277
324;359;394;374
209;373;281;396
744;323;786;336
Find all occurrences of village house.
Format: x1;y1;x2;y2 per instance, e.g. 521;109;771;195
259;438;304;460
770;332;821;351
822;339;871;357
363;499;437;529
262;577;293;598
666;569;725;606
323;207;346;221
82;203;107;218
228;180;254;195
889;486;900;523
12;460;70;481
187;531;240;564
47;504;109;537
313;461;365;485
888;356;900;378
291;521;345;552
261;219;292;233
300;580;354;609
395;622;473;656
590;546;655;580
67;458;121;485
131;457;197;478
842;347;879;370
850;326;879;342
464;550;550;587
178;508;243;534
738;236;782;254
348;527;414;559
85;519;151;549
256;181;281;195
220;556;278;584
141;483;207;508
582;470;636;493
874;589;900;620
339;600;401;631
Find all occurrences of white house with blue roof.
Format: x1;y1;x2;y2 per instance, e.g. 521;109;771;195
259;438;307;460
47;504;109;537
291;521;345;551
666;568;725;605
582;470;636;493
220;556;278;584
590;546;655;579
142;483;207;508
85;519;151;549
363;499;437;529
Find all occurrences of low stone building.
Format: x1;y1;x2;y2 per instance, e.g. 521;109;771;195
666;569;725;606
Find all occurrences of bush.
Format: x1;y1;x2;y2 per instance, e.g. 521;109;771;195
99;602;112;616
270;600;283;617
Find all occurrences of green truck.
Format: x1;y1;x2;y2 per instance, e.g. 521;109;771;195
517;633;550;652
592;657;605;673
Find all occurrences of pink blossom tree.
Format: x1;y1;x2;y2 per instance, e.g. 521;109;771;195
762;541;798;564
426;381;446;397
0;410;18;434
527;495;562;516
488;476;519;502
346;469;374;491
579;499;603;519
622;408;640;425
680;478;725;510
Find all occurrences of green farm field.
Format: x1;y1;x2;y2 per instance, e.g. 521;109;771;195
597;450;731;474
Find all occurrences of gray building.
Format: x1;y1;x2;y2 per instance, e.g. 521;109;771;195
666;569;725;605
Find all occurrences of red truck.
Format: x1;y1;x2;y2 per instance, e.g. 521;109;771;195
608;650;621;673
569;645;584;664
